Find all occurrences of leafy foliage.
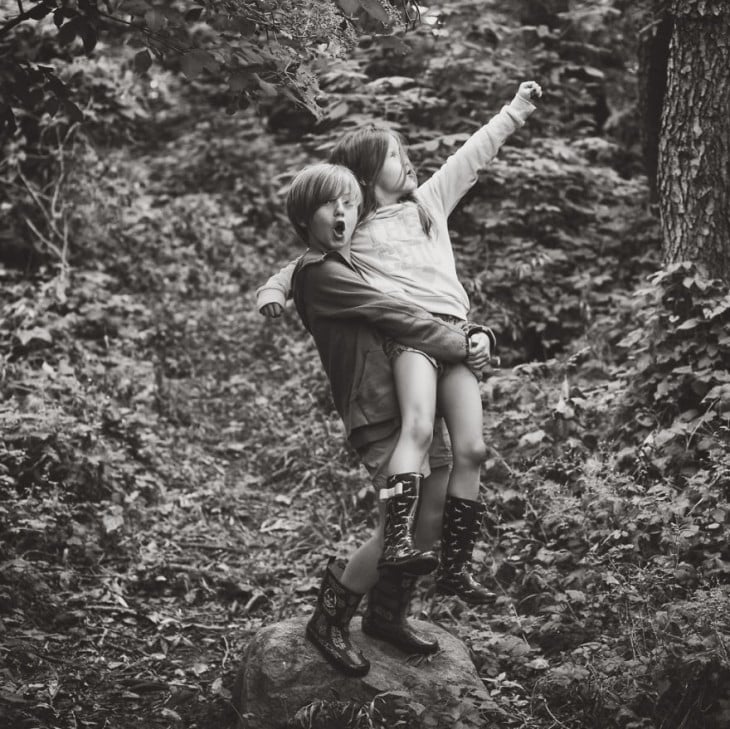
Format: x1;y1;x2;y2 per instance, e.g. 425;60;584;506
614;262;730;445
0;0;416;137
1;1;728;729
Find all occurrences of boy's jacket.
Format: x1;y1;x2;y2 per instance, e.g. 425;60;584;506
292;247;469;448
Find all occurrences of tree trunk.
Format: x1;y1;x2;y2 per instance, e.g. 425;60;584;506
658;0;730;280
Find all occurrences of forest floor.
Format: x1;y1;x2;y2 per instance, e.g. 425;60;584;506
0;105;612;728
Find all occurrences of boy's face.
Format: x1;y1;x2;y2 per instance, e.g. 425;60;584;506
308;193;359;253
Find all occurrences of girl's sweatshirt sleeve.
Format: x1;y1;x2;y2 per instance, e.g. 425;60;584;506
255;258;299;311
419;93;536;217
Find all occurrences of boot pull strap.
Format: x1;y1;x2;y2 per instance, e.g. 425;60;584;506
379;481;403;501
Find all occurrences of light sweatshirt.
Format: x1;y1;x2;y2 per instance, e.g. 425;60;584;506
256;93;535;317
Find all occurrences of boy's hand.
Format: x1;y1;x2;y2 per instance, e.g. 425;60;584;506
466;331;493;372
517;81;542;102
260;302;284;318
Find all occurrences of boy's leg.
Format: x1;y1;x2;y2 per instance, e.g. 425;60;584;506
350;428;441;653
306;558;371;676
341;503;385;594
413;464;450;551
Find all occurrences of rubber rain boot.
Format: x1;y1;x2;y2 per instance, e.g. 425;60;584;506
378;472;438;575
305;559;370;676
362;566;439;655
435;496;496;605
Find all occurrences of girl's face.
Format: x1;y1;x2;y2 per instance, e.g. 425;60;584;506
373;134;417;205
308;193;359;253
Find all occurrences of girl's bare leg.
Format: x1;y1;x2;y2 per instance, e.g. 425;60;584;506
434;365;495;604
387;351;438;475
437;364;487;500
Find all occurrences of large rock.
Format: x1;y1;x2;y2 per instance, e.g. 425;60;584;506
234;616;501;729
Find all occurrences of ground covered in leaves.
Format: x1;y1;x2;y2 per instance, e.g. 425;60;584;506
2;2;730;728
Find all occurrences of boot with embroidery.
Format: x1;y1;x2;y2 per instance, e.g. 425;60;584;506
378;473;439;575
305;559;370;676
362;566;439;655
435;496;496;605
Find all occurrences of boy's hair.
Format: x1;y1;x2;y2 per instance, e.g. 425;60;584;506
286;163;362;243
330;125;433;236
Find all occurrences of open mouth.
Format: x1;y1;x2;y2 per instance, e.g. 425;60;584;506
333;220;346;239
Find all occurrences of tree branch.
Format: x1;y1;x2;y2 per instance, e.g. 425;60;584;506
23;215;65;262
96;10;190;55
0;0;53;39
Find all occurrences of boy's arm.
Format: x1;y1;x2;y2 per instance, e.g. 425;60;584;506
419;84;538;217
256;258;299;314
297;258;478;363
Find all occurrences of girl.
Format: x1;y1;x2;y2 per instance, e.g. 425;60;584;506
284;163;492;675
259;81;541;607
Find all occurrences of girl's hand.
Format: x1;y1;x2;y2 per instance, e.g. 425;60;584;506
260;302;284;318
517;81;543;101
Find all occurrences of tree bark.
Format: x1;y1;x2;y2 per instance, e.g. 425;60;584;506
658;0;730;280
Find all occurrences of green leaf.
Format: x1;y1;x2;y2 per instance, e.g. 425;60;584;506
58;17;81;46
180;50;220;79
43;96;60;116
185;7;204;22
377;35;410;53
677;318;701;330
518;429;546;448
229;16;257;34
102;513;124;534
16;328;53;346
63;99;84;122
325;100;349;120
228;70;249;93
134;49;153;73
29;3;53;20
79;21;98;54
358;0;390;24
337;0;361;13
119;0;151;15
255;74;278;97
144;8;166;31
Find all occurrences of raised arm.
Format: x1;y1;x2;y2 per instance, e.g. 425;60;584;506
256;257;299;317
419;82;541;217
296;258;480;363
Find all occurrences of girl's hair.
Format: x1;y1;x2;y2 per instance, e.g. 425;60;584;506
330;125;433;236
286;163;362;243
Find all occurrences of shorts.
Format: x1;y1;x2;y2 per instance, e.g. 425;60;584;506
382;314;466;376
356;418;452;492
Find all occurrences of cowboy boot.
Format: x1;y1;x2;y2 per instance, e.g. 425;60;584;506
435;496;496;605
378;473;439;575
305;559;370;676
362;566;439;655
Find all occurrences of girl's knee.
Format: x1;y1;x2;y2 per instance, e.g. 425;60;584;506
454;439;488;467
400;415;435;451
